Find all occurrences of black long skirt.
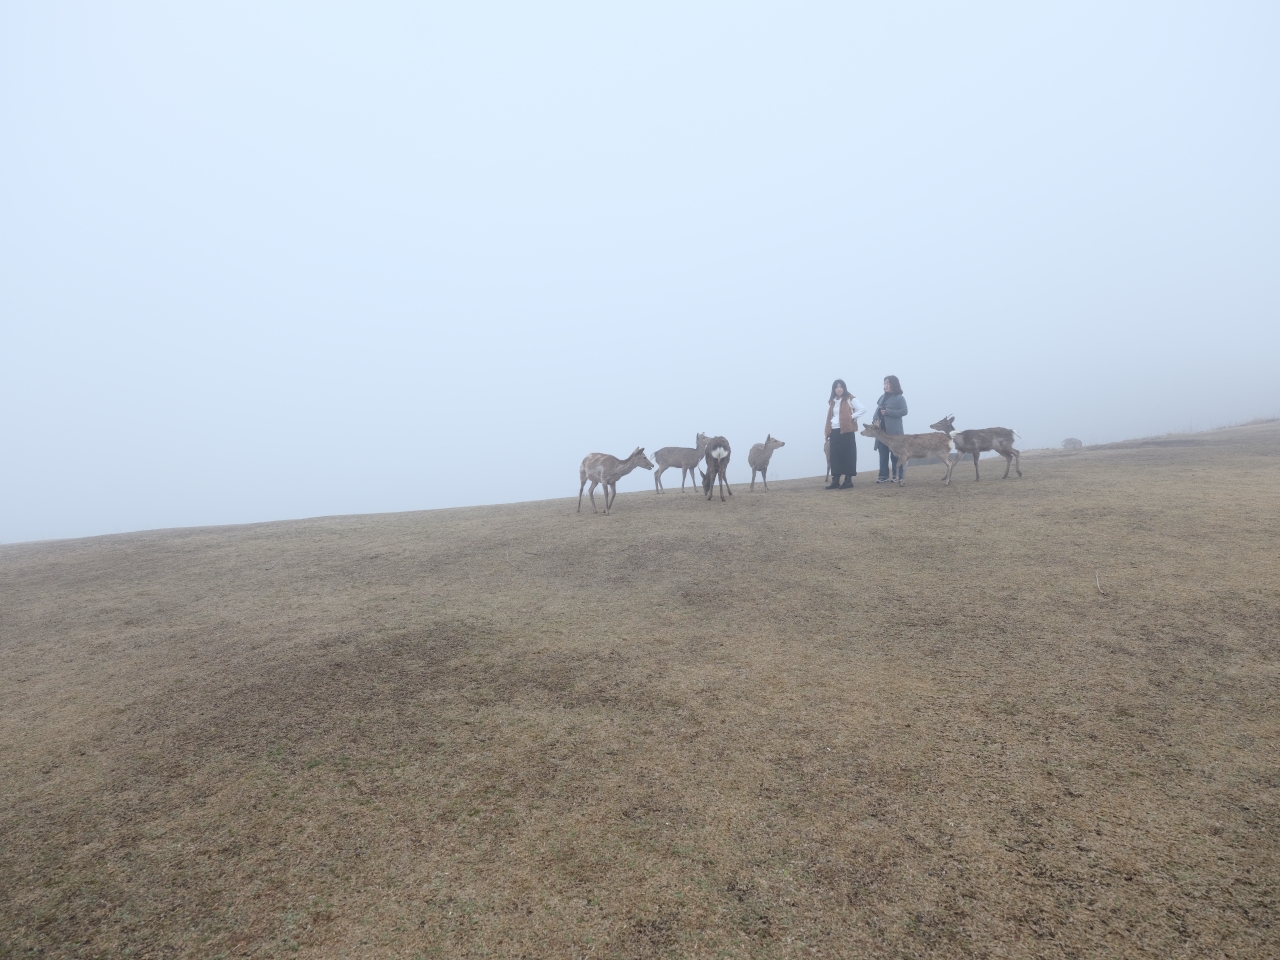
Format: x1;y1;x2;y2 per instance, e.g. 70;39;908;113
829;429;856;479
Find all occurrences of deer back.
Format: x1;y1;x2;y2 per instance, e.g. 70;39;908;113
703;436;731;466
954;427;1015;454
581;452;620;483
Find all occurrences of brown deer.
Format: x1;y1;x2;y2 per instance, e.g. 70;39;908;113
577;447;655;514
859;422;956;485
652;433;710;492
701;436;732;501
748;434;786;491
929;415;1022;481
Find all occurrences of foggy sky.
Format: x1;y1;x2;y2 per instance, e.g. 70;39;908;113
3;2;1278;544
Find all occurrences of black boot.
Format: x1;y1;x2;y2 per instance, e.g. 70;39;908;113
840;476;854;488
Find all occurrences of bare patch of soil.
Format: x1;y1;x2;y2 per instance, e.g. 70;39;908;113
2;421;1278;957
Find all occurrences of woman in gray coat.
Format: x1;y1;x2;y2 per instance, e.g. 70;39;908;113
874;375;908;483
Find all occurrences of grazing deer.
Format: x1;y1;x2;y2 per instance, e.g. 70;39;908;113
929;415;1022;481
748;434;786;491
578;447;655;514
859;422;956;485
653;433;710;492
701;436;732;501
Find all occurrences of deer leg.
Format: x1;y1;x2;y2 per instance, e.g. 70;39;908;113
1001;451;1013;479
1012;447;1022;477
762;466;768;491
587;480;599;513
972;451;981;481
578;478;587;512
654;466;664;493
605;481;617;513
750;469;756;492
718;466;726;502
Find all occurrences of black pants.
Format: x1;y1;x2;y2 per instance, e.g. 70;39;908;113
877;442;903;480
830;429;856;480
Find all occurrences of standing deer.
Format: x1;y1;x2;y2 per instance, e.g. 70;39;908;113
859;422;956;485
578;447;655;514
929;415;1022;481
748;434;786;491
701;436;732;501
652;433;710;492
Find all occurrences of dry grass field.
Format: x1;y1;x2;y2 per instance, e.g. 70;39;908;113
2;423;1278;959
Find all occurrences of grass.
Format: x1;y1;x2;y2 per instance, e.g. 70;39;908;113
2;420;1278;958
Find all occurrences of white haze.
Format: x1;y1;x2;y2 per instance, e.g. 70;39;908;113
2;2;1278;543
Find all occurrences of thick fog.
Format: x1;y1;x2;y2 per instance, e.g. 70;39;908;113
3;3;1278;544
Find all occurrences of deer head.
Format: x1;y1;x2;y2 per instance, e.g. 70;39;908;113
929;415;956;434
629;447;655;471
860;421;885;438
764;434;785;451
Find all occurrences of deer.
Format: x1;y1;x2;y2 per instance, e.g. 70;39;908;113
859;422;956;485
652;433;710;492
577;447;655;514
701;436;732;501
929;415;1022;481
748;434;786;491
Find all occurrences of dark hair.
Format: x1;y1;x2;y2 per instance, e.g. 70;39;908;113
829;379;851;402
883;375;902;395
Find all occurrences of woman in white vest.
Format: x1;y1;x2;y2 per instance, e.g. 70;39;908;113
825;379;867;489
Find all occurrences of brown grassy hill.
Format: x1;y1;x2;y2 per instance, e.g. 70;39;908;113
2;422;1278;959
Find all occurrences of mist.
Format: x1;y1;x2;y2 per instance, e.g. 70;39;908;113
3;2;1277;544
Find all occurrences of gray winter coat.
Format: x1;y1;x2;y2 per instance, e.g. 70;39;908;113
875;392;908;435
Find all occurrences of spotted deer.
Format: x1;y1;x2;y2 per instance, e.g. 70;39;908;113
929;415;1021;481
577;447;655;514
859;422;956;486
748;435;785;491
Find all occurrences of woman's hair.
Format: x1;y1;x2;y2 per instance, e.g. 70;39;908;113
883;375;902;395
829;379;851;402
